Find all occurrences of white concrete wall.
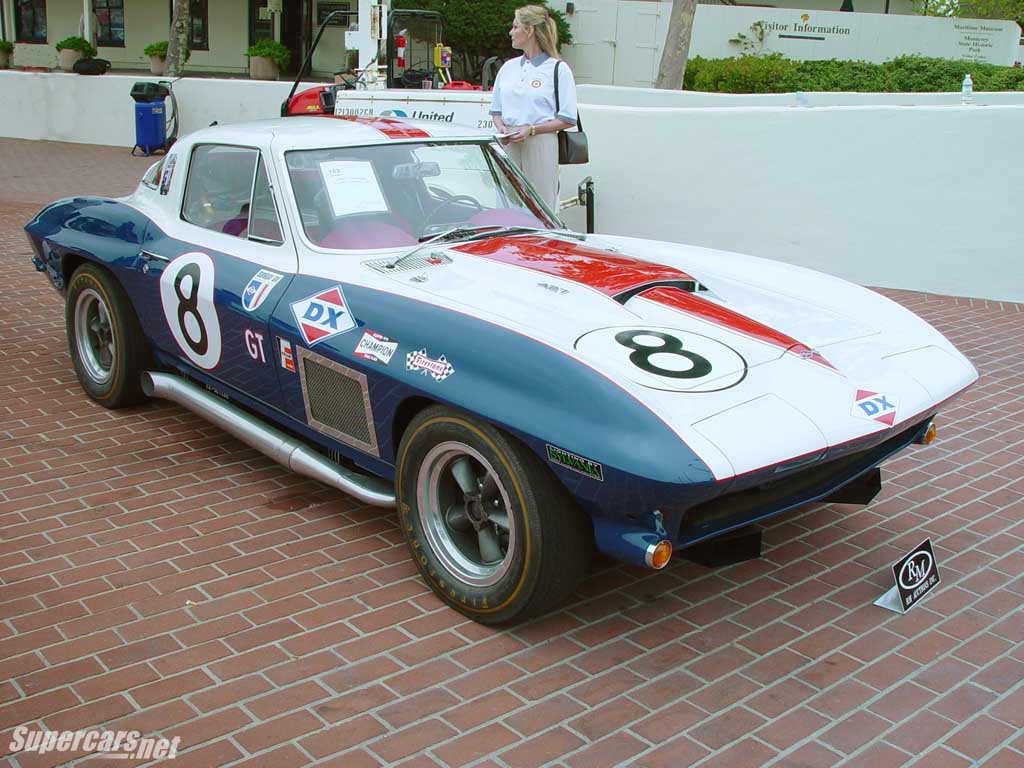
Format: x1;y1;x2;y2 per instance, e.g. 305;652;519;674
558;101;1024;303
577;83;1024;107
0;71;321;145
0;70;1020;304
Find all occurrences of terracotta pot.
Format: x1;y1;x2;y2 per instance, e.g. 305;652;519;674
58;49;83;72
249;55;279;80
149;55;166;75
0;51;10;69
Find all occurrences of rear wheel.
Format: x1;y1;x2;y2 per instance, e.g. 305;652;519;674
397;406;592;624
66;263;148;408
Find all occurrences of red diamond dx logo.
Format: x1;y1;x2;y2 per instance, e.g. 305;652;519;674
852;389;899;427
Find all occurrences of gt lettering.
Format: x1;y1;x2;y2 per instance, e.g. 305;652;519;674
615;330;712;379
244;330;266;363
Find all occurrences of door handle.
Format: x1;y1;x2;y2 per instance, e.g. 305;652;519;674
140;249;170;263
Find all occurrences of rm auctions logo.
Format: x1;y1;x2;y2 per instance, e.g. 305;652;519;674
9;727;181;760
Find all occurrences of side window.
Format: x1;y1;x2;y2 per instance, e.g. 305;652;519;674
182;145;258;236
248;158;284;245
141;159;165;190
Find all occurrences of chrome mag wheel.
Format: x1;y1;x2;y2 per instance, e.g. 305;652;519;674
74;287;115;385
417;441;516;587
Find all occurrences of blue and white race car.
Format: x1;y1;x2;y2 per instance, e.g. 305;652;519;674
26;116;977;623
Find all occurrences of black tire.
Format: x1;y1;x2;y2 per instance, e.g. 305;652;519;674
396;406;593;624
65;263;148;408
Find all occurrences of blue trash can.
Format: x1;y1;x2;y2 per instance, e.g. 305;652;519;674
133;101;167;157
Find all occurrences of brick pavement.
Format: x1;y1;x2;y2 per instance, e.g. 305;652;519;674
0;138;1022;768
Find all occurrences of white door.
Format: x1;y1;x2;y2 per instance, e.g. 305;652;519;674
553;0;618;85
612;1;670;87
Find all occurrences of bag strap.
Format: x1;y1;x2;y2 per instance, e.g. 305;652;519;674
554;60;583;133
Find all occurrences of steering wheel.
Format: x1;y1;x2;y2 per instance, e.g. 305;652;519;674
420;194;484;235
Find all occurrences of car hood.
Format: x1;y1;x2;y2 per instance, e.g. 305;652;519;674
369;232;977;479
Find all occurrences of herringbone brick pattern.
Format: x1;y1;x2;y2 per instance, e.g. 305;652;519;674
0;139;1021;768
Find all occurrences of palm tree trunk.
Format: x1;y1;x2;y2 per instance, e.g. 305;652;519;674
655;0;698;90
166;0;190;77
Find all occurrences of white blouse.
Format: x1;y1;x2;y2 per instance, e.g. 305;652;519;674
489;53;578;127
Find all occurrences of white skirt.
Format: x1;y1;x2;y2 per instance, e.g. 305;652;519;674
505;132;559;211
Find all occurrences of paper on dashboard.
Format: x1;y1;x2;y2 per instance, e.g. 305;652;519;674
319;160;389;216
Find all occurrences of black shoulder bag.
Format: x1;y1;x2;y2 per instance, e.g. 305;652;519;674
553;60;588;165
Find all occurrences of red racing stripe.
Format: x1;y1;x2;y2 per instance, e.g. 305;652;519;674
335;115;431;139
452;235;695;296
638;286;836;370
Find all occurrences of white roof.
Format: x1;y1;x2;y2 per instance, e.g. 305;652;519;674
183;116;493;152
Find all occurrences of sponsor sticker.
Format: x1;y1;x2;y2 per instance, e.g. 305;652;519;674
354;330;398;366
279;338;295;372
290;285;357;346
546;444;604;481
852;389;899;427
159;154;176;195
242;269;283;312
406;348;454;381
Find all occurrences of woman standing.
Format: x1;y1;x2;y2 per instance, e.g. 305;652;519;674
489;5;578;210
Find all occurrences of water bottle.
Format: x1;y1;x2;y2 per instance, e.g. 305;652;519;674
795;91;809;108
961;74;974;105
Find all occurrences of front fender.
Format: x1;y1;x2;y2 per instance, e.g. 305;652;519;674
336;283;714;489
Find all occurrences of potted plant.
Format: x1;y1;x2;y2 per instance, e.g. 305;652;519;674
143;41;188;75
55;36;96;72
0;40;13;70
245;39;290;80
144;41;168;75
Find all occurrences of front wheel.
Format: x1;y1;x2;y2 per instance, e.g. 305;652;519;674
66;263;148;408
397;406;593;624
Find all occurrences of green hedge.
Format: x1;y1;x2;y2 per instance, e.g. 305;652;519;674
683;54;1024;93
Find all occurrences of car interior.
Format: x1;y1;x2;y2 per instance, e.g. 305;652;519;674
286;141;551;250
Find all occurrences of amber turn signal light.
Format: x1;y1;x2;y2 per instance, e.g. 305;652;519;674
918;421;937;445
646;540;673;570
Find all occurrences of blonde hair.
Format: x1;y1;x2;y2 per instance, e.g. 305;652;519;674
516;5;560;59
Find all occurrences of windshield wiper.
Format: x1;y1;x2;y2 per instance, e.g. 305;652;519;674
385;225;587;272
385;225;497;271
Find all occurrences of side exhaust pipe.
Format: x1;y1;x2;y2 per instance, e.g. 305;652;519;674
141;372;395;508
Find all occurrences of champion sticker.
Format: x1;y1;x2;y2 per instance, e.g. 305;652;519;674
546;444;603;482
290;286;357;346
242;269;283;312
279;338;295;372
852;389;899;427
354;331;398;366
406;349;454;381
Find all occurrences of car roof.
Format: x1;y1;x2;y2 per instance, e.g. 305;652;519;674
183;116;493;152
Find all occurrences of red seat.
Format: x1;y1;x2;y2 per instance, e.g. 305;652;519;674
318;220;416;249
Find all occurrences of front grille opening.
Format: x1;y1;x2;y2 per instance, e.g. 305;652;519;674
680;417;930;540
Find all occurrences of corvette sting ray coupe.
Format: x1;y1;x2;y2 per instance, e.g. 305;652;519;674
25;116;977;623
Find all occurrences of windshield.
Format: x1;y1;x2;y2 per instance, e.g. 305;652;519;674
285;142;558;250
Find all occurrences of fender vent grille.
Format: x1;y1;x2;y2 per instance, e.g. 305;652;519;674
297;347;379;456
